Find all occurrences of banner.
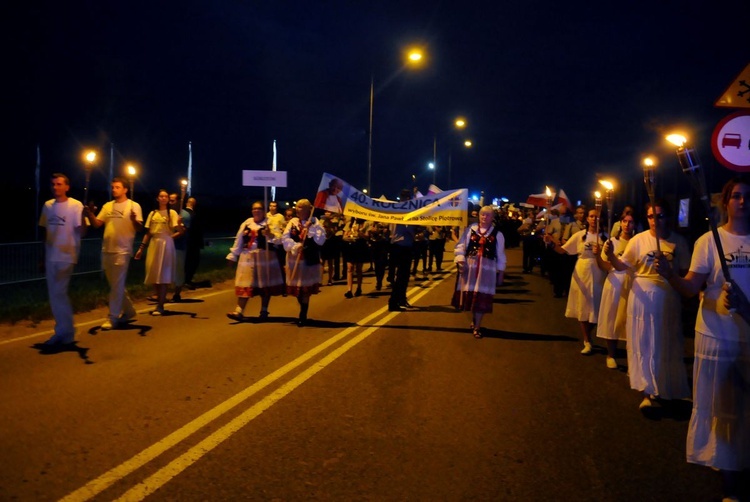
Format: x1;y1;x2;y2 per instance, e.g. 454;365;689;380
314;173;468;226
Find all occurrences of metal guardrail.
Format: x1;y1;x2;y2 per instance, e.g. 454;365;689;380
0;237;235;286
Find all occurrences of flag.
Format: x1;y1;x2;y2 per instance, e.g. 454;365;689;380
187;141;193;196
557;188;572;212
271;140;277;202
526;191;555;207
427;184;442;195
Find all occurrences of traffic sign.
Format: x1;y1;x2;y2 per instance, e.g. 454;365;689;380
715;62;750;109
711;110;750;172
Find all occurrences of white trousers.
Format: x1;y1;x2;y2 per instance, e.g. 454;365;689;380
102;252;135;322
45;260;75;341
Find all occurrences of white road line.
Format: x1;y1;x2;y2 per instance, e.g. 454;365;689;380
60;272;450;501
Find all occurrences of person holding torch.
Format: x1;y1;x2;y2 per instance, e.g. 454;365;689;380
604;199;691;414
654;176;750;501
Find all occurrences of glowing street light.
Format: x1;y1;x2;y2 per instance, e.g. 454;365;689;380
367;46;428;194
455;118;467;129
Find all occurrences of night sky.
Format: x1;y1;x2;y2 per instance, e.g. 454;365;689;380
7;0;749;236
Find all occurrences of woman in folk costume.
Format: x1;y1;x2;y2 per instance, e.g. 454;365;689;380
135;189;183;316
283;199;326;326
225;201;285;322
547;208;606;355
452;205;506;339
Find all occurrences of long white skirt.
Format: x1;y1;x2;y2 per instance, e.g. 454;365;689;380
686;331;750;471
596;270;632;341
626;277;690;399
565;256;605;323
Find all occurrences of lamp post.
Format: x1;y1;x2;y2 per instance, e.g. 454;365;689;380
83;150;97;206
642;156;661;252
666;134;732;282
599;179;615;236
126;165;137;199
366;47;425;195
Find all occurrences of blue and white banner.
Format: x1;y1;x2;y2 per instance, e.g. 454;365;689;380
314;173;468;226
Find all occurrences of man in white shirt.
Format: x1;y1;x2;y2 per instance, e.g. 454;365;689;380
39;173;86;345
86;177;143;329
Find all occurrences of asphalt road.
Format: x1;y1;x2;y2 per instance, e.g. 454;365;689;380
0;247;732;501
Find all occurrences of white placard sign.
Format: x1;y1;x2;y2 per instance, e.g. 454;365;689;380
242;170;288;187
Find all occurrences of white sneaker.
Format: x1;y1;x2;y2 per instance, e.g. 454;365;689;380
606;357;617;369
101;320;114;330
580;342;593;355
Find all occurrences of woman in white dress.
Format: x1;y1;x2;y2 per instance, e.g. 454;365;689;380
655;177;750;502
604;199;690;413
595;211;635;369
547;208;606;355
225;201;285;322
452;206;506;339
135;189;183;315
283;199;326;326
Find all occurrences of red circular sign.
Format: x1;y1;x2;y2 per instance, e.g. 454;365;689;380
712;110;750;172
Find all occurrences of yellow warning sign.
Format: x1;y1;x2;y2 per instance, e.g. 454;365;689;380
715;62;750;109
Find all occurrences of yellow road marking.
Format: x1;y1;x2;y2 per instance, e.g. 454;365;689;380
61;272;450;501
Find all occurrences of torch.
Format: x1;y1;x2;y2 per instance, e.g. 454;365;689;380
666;134;731;282
594;191;602;237
642;157;661;253
126;165;137;199
83;150;97;206
545;186;553;227
599;179;615;237
180;179;188;210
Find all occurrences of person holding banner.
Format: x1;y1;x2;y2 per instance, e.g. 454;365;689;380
654;177;750;501
225;202;285;322
388;190;417;312
283;199;326;326
452;205;507;338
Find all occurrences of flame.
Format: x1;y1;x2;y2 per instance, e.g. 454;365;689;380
599;179;614;191
666;134;687;148
643;157;655;168
594;191;602;200
126;165;137;177
545;186;552;197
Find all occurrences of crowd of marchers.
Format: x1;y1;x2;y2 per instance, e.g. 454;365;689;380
508;178;750;502
37;172;749;501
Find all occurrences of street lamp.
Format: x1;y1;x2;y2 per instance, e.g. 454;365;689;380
428;162;436;184
367;46;427;195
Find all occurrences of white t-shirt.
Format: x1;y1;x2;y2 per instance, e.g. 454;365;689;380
620;230;690;283
690;228;750;341
97;199;143;255
39;198;84;264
